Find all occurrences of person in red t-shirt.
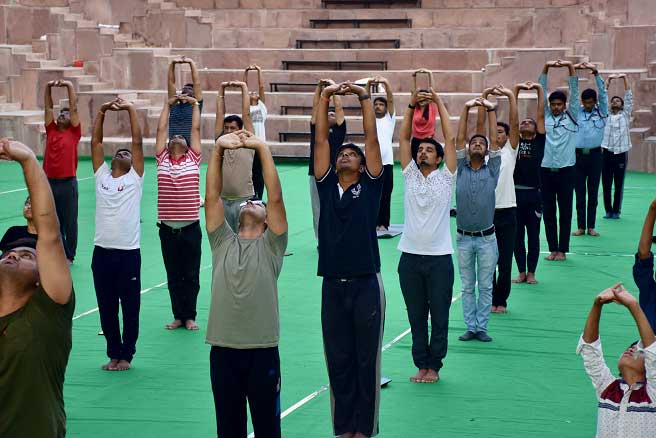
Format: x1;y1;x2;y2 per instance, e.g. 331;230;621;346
44;80;81;263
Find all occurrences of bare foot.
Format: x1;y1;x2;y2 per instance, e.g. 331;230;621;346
587;228;600;237
512;272;527;283
101;359;119;371
353;433;368;438
491;305;499;313
115;360;131;371
545;251;557;261
572;229;585;236
526;272;538;284
420;369;439;383
185;319;199;330
496;306;507;313
340;434;354;438
410;368;428;382
554;252;566;261
376;226;388;232
165;319;183;330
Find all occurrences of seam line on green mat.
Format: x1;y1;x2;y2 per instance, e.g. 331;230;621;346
0;176;94;196
247;291;464;438
72;264;212;320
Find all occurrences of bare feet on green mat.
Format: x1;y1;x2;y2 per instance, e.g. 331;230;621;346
512;272;527;283
165;319;183;330
101;359;119;371
185;319;199;330
115;360;131;371
527;272;538;284
410;368;427;382
420;369;439;383
545;251;557;261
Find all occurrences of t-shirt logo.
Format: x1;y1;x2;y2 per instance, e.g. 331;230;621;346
117;184;125;192
351;184;362;199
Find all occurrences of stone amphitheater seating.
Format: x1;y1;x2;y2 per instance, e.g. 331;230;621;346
0;0;654;171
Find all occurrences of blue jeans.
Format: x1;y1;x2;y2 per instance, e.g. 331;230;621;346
456;233;499;333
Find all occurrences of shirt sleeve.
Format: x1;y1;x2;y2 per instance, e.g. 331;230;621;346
596;75;609;117
576;336;616;397
94;161;110;179
187;147;202;166
568;76;580;121
155;147;168;166
265;229;288;258
402;160;420;177
538;73;550;117
456;148;467;168
333;120;347;145
208;222;235;251
259;100;268;121
634;252;656;329
624;90;633;118
638;340;656;397
487;150;502;181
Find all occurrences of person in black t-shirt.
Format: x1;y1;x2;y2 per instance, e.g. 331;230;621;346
512;81;546;285
0;196;37;253
309;79;346;243
314;81;384;438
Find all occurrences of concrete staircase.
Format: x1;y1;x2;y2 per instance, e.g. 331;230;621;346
0;0;653;171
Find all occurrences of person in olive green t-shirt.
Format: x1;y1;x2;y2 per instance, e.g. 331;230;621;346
205;130;288;438
0;139;74;438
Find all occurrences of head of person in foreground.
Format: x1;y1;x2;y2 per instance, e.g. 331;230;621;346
0;238;39;297
335;143;366;176
412;137;444;171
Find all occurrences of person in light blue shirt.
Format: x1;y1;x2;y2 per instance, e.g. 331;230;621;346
538;59;579;262
574;62;608;238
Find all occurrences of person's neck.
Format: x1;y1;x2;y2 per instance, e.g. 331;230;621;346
419;165;438;178
469;156;484;170
26;220;36;235
622;370;644;386
238;224;263;239
56;123;67;132
611;108;621;115
337;171;360;190
110;167;129;178
521;133;537;141
0;281;31;317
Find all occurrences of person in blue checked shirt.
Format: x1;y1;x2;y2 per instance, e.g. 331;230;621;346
538;59;579;262
573;61;607;238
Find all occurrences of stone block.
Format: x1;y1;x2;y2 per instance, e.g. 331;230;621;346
75;28;102;62
506;15;534;47
612;26;653;69
5;6;33;44
533;8;564;47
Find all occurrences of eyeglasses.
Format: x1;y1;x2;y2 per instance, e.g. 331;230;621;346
337;151;359;159
239;200;265;209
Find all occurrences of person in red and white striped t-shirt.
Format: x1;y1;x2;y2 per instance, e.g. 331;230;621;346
155;94;202;331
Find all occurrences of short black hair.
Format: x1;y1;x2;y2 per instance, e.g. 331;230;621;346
411;137;444;161
469;134;489;149
497;122;510;136
60;107;70;112
373;97;387;106
183;83;194;89
223;115;244;129
549;90;567;104
335;143;366;166
1;236;37;254
581;88;597;101
611;95;625;106
115;148;132;156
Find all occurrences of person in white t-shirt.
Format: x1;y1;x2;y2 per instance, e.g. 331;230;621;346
245;64;268;199
90;98;144;372
367;76;396;231
397;87;457;384
478;86;519;314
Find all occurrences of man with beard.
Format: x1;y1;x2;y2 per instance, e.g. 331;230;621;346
397;87;456;383
155;93;202;331
91;97;144;371
0;139;74;437
512;81;546;285
43;79;81;263
455;97;500;343
314;81;384;438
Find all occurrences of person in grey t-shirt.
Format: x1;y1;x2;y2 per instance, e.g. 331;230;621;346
204;129;288;438
455;97;501;343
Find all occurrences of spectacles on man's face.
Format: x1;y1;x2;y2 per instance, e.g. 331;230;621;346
337;151;359;159
239;200;265;209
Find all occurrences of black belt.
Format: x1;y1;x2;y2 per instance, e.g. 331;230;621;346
157;221;199;234
576;147;601;155
457;226;495;237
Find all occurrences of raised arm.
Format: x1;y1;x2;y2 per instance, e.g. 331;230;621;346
91;100;117;173
638;199;656;260
167;59;177;99
561;60;580;119
205;137;231;233
185;57;203;102
582;285;617;343
315;83;343;178
117;99;144;177
333;94;345;126
242;132;287;234
155;96;177;155
0;140;71;304
620;74;633;116
533;82;546;134
61;80;79;127
44;81;55;125
215;82;227;139
614;285;656;348
477;87;495;135
585;63;609;117
234;81;254;133
379;77;395;116
483;99;499;152
399;90;420;169
255;65;266;105
499;86;519;149
431;88;456;173
348;82;381;177
311;80;324;125
185;95;202;155
456;99;477;150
